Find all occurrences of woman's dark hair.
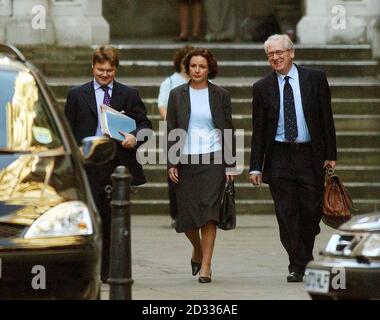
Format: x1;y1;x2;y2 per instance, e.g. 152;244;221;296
173;45;194;72
92;45;119;68
182;48;218;79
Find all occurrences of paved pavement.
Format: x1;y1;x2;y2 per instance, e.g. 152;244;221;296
101;214;336;300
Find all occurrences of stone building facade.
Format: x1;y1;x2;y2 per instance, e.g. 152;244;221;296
0;0;379;55
0;0;108;46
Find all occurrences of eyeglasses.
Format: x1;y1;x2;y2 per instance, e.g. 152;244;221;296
266;49;290;58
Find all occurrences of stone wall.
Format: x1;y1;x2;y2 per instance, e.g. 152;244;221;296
1;0;109;46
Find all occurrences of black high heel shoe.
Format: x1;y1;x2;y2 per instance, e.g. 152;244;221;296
191;260;201;276
198;271;212;283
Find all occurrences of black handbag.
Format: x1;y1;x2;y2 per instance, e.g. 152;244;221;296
218;181;236;230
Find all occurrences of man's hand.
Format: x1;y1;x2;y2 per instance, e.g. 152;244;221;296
168;168;179;183
119;131;137;149
249;174;262;186
324;160;336;169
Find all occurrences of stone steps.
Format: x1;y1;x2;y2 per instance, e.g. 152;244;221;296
144;114;380;131
135;182;380;200
147;129;380;148
48;78;380;100
57;98;380;115
20;44;374;61
143;165;380;183
34;59;379;77
130;199;380;215
23;43;380;216
137;148;380;166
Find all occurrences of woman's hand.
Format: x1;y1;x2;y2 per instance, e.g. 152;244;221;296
324;160;336;169
168;167;179;183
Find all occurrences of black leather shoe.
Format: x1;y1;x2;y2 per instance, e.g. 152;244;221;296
191;260;201;276
198;271;212;283
198;276;211;283
287;272;304;282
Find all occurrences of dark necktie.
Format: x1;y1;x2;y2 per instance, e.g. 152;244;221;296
284;76;298;142
101;86;111;106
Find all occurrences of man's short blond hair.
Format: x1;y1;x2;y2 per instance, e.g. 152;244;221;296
92;45;119;68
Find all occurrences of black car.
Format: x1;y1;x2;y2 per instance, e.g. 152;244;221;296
0;44;115;299
305;213;380;300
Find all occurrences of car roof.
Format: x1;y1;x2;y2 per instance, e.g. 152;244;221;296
0;44;29;72
0;55;29;72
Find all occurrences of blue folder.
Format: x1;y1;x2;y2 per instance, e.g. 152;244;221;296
101;105;136;142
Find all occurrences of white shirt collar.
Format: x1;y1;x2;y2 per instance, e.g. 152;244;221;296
276;64;297;83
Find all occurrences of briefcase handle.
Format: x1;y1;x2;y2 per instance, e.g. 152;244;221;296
326;167;335;177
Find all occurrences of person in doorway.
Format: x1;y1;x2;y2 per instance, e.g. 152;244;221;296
177;0;203;41
249;34;337;282
204;0;236;42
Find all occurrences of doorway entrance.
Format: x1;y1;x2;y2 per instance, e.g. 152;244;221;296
102;0;302;41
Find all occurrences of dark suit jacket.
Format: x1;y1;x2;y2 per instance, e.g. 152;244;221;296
166;81;235;169
249;65;337;184
64;80;152;185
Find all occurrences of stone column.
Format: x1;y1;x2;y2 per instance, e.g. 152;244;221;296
51;0;91;46
82;0;110;44
297;0;330;44
297;0;380;48
367;0;380;57
6;0;55;45
51;0;109;46
0;0;12;42
369;19;380;57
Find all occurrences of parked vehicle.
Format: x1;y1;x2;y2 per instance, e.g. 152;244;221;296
305;213;380;300
0;44;115;299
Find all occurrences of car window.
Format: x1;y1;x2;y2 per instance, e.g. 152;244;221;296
0;68;63;152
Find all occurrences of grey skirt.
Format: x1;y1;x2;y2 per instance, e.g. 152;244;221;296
175;152;225;233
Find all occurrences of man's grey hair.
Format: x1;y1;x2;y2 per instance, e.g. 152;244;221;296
264;34;294;54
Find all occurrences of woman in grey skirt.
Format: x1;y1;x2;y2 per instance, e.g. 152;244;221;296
166;48;235;283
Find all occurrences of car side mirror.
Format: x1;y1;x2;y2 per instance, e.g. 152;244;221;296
80;136;116;165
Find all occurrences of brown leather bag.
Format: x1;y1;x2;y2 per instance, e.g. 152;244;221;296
322;168;354;218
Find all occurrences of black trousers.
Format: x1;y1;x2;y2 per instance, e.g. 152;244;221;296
268;142;324;274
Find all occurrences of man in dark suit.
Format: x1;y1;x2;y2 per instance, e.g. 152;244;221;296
64;45;152;282
249;34;337;282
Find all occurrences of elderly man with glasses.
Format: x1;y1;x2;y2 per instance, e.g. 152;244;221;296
249;34;337;282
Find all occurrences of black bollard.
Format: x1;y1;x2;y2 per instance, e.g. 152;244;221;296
108;166;133;300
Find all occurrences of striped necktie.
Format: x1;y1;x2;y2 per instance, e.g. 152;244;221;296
101;86;111;106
